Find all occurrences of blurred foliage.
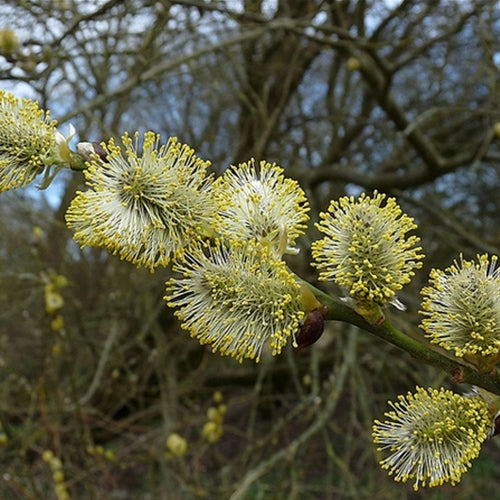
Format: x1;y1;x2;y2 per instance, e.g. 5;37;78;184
0;0;500;498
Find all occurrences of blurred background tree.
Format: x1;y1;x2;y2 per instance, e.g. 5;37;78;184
0;0;499;498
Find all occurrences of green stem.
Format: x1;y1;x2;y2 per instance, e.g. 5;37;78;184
306;282;500;395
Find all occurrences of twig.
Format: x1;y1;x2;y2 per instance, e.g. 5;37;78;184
307;283;500;395
229;332;356;500
79;319;120;405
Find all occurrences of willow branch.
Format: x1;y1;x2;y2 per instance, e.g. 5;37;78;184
307;283;500;395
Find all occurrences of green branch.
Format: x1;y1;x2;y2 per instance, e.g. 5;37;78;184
307;283;500;396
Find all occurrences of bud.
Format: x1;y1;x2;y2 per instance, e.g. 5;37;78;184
494;122;500;139
166;433;188;457
0;29;20;57
76;141;108;163
346;56;361;71
295;309;326;351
